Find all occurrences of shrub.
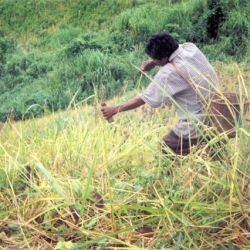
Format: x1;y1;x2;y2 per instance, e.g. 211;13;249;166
206;0;226;40
114;5;165;44
0;37;16;63
221;11;250;58
48;27;80;47
24;91;54;118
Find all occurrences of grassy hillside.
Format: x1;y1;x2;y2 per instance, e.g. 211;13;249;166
0;62;250;249
1;0;250;249
0;0;250;122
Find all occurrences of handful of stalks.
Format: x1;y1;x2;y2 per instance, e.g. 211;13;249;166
101;102;114;123
100;84;114;123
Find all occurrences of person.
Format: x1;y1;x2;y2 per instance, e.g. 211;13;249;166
101;32;219;155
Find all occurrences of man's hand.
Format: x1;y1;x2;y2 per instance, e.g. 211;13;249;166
141;60;156;72
101;96;145;123
101;103;117;122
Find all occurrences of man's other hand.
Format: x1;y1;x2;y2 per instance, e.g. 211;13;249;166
141;60;156;72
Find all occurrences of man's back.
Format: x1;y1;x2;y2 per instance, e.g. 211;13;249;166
140;43;219;138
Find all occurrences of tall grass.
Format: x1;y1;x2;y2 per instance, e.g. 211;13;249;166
0;62;250;249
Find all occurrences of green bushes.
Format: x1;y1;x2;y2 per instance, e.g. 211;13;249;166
48;27;80;47
0;37;16;63
219;10;250;60
114;4;170;44
112;0;220;44
0;48;55;121
3;50;53;89
0;0;250;121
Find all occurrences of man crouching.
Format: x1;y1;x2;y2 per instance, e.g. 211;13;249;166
101;32;219;155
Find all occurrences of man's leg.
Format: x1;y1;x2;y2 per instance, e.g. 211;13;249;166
162;130;201;156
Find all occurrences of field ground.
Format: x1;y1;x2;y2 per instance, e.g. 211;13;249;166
0;61;250;249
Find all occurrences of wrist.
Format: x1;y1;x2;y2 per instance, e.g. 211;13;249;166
114;106;120;114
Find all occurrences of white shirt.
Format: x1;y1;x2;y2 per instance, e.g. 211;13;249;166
140;43;219;138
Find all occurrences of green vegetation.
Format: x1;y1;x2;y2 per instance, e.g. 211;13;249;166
1;0;250;249
0;0;250;121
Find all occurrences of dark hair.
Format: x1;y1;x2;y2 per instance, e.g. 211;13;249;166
145;32;179;60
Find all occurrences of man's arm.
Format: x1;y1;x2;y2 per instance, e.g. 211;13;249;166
101;96;145;120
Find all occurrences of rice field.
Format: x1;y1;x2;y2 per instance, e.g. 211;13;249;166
0;62;250;249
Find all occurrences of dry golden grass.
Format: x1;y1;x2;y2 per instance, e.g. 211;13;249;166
0;62;250;249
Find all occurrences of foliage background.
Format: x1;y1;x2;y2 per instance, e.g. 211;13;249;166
0;0;249;121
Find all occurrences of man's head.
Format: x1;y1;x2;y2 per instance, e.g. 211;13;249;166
145;32;179;61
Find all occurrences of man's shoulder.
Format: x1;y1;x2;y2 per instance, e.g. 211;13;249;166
181;42;199;50
178;42;204;59
154;62;179;84
156;62;173;76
